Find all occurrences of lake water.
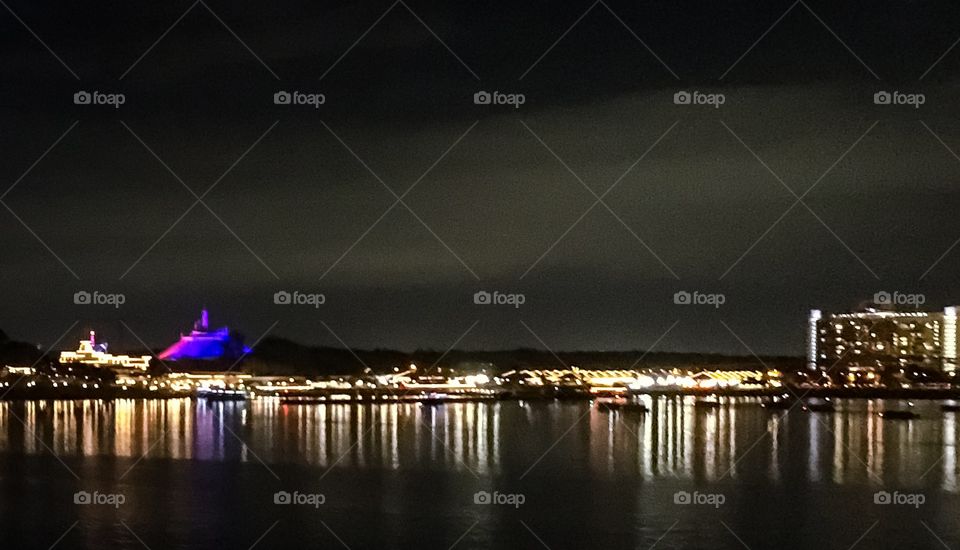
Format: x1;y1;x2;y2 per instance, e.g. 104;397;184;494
0;397;957;549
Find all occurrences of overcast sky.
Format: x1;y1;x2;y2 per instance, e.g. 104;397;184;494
2;0;960;356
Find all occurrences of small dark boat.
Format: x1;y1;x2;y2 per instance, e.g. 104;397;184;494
199;389;246;401
802;401;835;413
941;403;960;412
694;399;721;409
552;386;592;400
761;398;795;410
598;400;648;413
879;410;919;420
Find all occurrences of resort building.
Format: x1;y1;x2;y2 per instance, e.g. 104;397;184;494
59;331;152;371
807;306;959;374
158;310;250;362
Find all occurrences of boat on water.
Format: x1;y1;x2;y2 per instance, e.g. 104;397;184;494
552;385;592;400
761;396;795;410
802;399;835;413
694;398;721;409
942;402;960;412
198;388;246;401
878;410;920;420
596;399;648;413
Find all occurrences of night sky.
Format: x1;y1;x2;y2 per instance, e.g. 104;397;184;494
2;0;960;356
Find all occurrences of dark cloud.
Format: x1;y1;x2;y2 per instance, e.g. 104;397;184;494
3;0;960;355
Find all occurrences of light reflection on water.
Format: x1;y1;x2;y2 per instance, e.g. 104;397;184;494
0;396;957;489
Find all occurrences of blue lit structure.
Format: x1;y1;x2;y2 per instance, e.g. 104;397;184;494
158;310;250;361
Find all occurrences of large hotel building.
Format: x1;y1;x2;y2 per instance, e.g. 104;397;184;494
807;306;959;375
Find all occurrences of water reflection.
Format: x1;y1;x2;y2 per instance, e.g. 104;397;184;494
1;397;959;488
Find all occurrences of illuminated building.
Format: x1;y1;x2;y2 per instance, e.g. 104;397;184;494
807;306;960;374
158;309;251;362
59;331;151;371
